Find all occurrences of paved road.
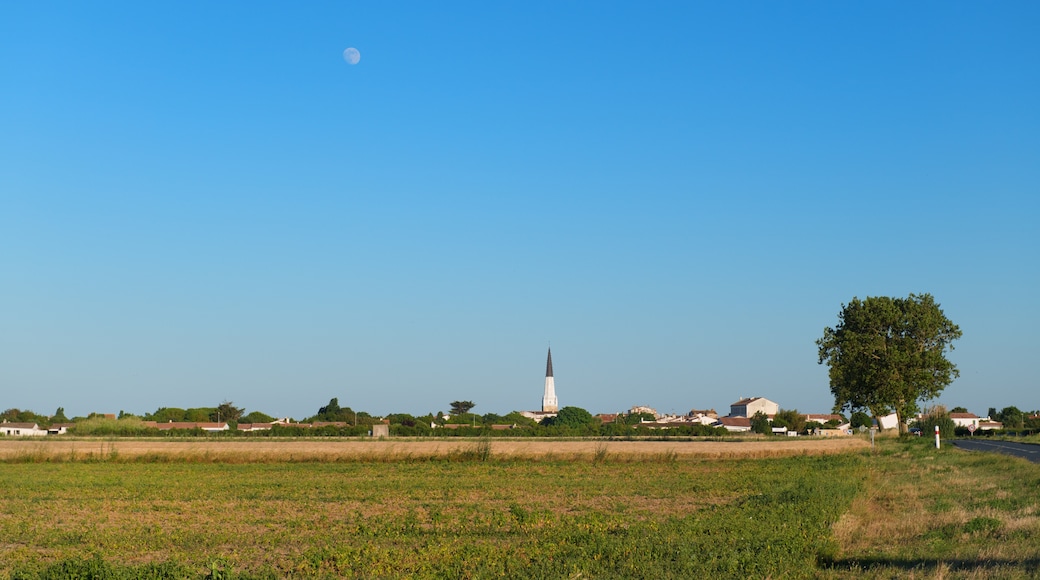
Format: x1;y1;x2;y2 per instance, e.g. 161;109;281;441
952;439;1040;463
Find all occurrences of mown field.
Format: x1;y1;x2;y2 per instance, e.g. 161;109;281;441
0;437;1037;579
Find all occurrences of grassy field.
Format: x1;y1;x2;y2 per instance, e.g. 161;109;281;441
0;437;1037;579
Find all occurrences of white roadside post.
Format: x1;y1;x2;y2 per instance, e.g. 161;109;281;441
935;424;941;449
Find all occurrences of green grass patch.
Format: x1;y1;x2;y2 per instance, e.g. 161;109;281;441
0;454;863;578
2;439;1038;579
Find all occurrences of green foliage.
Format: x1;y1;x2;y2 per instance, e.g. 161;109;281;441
912;407;956;439
52;407;69;423
6;441;1037;577
750;411;771;435
68;417;156;436
386;413;418;426
995;406;1024;429
962;516;1002;536
542;406;597;430
9;553;199;580
185;408;216;422
239;411;274;424
212;401;244;423
307;398;360;424
145;407;187;422
771;408;807;434
1;408;49;425
624;412;657;425
1025;413;1040;430
318;397;341;417
450;401;476;415
849;411;872;429
0;454;866;578
817;293;962;433
502;411;539;427
141;407;219;423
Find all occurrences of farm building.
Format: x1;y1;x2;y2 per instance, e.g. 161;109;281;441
728;397;779;418
1;422;47;437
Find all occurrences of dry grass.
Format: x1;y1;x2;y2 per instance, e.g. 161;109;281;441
824;440;1040;579
0;436;868;463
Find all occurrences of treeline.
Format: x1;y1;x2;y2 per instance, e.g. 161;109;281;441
2;399;730;438
62;418;730;438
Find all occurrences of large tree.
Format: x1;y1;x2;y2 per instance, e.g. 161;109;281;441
817;293;962;434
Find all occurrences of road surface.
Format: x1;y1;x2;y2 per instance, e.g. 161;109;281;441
952;438;1040;463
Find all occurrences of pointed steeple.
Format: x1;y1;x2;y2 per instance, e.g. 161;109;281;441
542;347;558;413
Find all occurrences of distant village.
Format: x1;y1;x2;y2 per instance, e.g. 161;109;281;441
2;348;1032;437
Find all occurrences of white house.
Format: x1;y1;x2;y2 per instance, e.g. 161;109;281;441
729;397;779;418
0;422;47;437
949;413;982;429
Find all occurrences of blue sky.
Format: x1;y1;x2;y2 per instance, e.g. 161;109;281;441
2;2;1037;420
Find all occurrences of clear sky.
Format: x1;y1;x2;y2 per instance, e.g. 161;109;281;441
2;2;1038;420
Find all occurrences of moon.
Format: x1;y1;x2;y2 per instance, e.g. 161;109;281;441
343;47;361;65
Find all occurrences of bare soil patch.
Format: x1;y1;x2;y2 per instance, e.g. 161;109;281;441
0;437;867;461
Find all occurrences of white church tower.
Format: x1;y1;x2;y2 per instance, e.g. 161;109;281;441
542;347;558;413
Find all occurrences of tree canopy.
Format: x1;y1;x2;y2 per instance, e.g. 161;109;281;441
541;406;598;430
450;401;475;415
212;401;244;423
817;293;961;433
994;406;1024;429
849;411;872;429
750;411;771;435
771;408;807;434
307;398;360;424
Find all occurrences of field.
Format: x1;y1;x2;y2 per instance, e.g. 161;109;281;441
0;436;867;462
0;437;1037;579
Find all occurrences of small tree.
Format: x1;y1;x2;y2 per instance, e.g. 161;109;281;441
450;401;476;415
318;398;341;419
750;411;771;434
240;411;275;424
997;406;1024;429
914;405;955;439
1025;412;1040;430
52;407;69;423
543;406;598;431
212;401;244;423
624;412;657;425
772;408;807;434
850;411;872;429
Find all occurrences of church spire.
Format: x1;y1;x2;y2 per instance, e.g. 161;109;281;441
542;347;558;413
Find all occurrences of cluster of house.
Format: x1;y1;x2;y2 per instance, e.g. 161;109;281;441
948;413;1003;431
0;418;392;438
598;398;1009;436
590;397;850;436
0;399;1012;438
